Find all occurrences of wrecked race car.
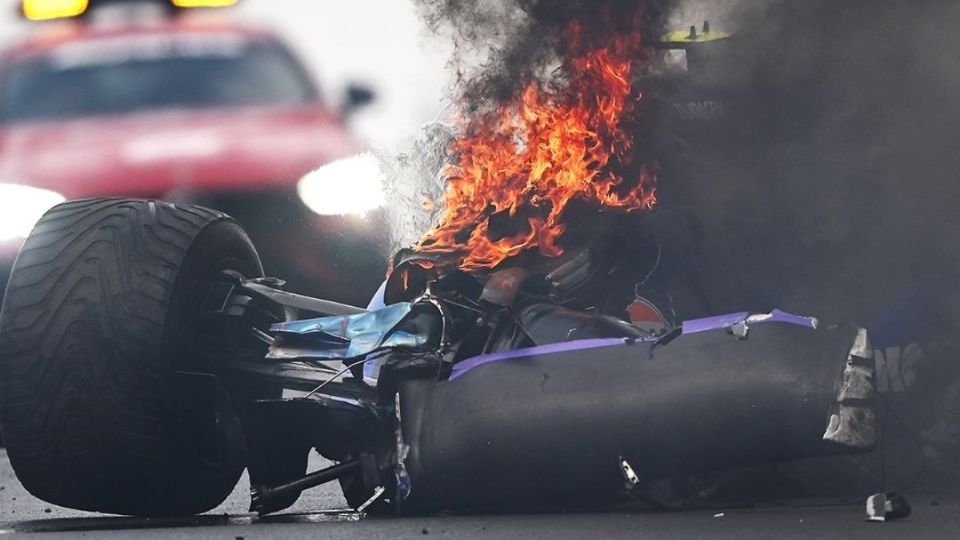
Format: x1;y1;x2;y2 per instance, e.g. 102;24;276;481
0;198;877;516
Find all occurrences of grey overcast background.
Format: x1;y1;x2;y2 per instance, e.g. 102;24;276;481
0;0;453;148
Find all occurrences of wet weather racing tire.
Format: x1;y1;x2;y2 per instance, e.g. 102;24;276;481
0;199;264;516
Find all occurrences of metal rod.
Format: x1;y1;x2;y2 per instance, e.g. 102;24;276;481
303;358;369;398
250;460;361;514
242;281;367;316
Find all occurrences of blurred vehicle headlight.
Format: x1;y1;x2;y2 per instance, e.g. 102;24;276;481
297;153;386;217
0;184;66;242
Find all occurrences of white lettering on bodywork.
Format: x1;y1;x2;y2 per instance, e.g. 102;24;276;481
51;34;246;69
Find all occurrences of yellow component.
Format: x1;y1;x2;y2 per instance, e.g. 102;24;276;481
171;0;239;7
21;0;89;21
661;29;732;43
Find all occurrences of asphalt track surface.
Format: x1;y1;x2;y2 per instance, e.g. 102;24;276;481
1;449;958;539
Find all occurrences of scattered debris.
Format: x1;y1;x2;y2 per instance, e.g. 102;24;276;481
866;492;912;522
357;486;386;514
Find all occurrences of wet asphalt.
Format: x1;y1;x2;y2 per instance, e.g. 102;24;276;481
2;448;959;539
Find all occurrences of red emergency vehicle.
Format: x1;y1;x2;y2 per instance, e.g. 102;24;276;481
0;0;387;306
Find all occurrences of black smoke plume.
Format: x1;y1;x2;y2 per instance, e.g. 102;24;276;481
413;0;960;493
715;0;960;323
415;0;673;109
413;0;960;326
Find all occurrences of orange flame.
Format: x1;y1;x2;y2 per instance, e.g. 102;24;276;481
417;21;658;271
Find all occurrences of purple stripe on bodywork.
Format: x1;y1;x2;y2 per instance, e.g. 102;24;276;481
681;309;817;334
449;337;654;380
450;309;818;380
681;312;750;334
755;309;818;328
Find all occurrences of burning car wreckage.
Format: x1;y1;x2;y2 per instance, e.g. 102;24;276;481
0;15;880;519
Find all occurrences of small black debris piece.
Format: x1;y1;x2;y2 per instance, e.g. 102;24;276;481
866;492;912;522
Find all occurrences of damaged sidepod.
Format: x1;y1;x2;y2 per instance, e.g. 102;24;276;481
392;314;876;512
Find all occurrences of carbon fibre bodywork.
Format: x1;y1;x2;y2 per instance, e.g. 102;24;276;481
396;319;872;512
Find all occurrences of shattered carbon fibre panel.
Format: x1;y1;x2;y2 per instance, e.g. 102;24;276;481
268;302;442;360
823;328;876;448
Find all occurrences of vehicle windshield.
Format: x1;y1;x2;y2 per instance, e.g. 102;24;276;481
0;35;319;123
